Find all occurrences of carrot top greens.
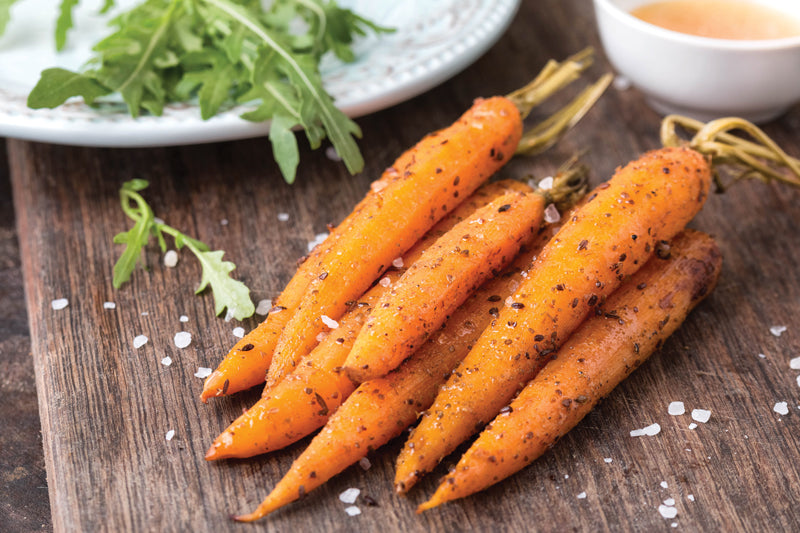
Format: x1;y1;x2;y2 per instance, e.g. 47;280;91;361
114;180;255;320
18;0;391;183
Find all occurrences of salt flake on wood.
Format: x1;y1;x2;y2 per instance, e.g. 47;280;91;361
774;401;789;415
174;331;192;348
165;429;175;441
339;488;360;504
576;492;587;499
51;298;69;310
630;423;661;437
133;335;148;349
790;356;800;370
658;505;678;519
668;401;685;416
161;356;172;366
691;409;711;423
233;327;245;338
195;367;212;379
103;302;116;310
163;250;178;268
770;325;787;337
277;213;289;222
344;506;361;516
255;299;272;316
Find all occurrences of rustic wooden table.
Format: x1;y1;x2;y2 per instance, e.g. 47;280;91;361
3;1;800;531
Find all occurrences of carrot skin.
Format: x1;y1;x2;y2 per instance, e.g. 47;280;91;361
233;226;558;521
343;190;546;382
266;97;524;388
395;146;712;492
418;229;722;511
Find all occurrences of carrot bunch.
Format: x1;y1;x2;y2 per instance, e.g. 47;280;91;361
200;49;800;523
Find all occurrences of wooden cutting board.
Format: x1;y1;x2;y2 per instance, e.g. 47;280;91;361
9;1;800;531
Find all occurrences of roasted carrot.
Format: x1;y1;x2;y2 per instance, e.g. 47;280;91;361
418;229;722;511
342;190;549;382
231;203;569;521
205;180;535;459
394;146;712;493
265;96;525;388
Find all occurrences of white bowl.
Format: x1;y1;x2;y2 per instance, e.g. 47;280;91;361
593;0;800;123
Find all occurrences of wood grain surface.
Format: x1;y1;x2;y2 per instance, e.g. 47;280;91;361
5;1;800;531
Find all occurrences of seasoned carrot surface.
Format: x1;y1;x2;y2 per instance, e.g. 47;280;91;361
343;190;545;382
395;146;712;492
419;229;722;510
207;181;537;459
232;221;560;521
266;96;524;388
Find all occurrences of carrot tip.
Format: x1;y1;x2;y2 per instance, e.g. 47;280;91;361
416;498;441;513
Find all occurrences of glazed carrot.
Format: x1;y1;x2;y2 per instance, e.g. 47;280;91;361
231;208;565;521
265;96;524;388
394;146;712;493
205;180;535;459
199;170;523;402
342;189;549;382
418;229;722;511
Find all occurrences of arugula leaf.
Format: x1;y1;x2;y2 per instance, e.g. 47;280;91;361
113;180;255;320
192;249;255;320
56;0;79;51
112;180;156;288
27;68;112;109
0;0;20;37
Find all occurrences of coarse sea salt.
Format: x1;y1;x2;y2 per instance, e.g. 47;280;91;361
51;298;69;310
658;504;678;519
660;481;669;489
326;146;343;161
133;335;148;349
233;327;245;338
687;494;695;502
359;457;371;470
179;315;189;323
543;204;561;223
277;213;290;222
103;302;116;310
321;315;339;329
344;506;361;517
770;325;787;337
538;176;554;190
630;423;661;437
379;277;391;287
576;492;587;499
392;257;404;268
255;299;273;315
604;458;613;464
664;498;676;506
790;356;800;370
668;401;685;416
164;250;179;268
307;232;329;253
165;429;175;441
691;409;711;423
689;423;697;430
613;75;632;91
161;356;172;366
174;331;192;348
195;367;212;379
774;401;789;415
339;488;360;504
796;375;800;388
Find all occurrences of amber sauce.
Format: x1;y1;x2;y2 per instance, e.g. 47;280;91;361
631;0;800;40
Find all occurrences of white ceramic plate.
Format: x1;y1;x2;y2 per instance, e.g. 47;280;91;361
0;0;520;146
